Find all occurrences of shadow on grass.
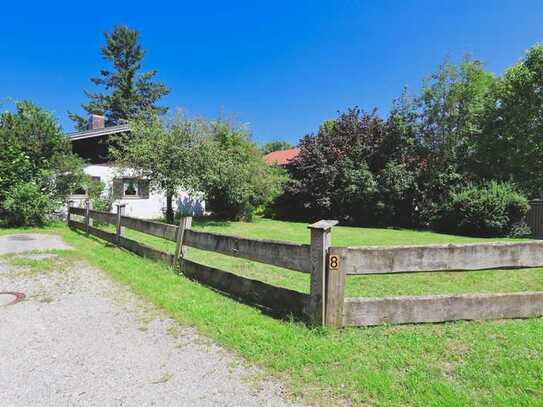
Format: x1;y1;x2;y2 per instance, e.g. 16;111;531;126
183;273;309;323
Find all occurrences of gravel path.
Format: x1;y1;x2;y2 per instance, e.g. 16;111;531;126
0;234;303;406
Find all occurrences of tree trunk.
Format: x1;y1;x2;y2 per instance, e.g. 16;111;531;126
166;191;174;224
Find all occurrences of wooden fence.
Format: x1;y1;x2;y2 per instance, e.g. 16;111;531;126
67;203;332;323
328;241;543;327
68;203;543;328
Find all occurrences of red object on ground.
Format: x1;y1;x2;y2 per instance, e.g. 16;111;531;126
263;147;300;166
0;292;25;306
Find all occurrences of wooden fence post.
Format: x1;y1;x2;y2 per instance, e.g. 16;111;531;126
67;200;74;225
85;199;92;232
174;216;193;268
308;220;338;325
116;204;126;242
326;248;346;328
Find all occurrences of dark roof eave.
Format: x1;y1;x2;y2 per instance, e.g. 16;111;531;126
66;124;131;141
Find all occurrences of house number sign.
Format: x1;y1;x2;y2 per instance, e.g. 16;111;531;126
329;255;340;271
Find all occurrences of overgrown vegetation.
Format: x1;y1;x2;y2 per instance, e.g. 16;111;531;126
434;181;530;237
0;101;85;226
271;47;543;236
202;120;286;220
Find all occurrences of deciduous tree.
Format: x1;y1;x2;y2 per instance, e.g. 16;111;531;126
475;44;543;196
111;113;211;224
0;101;85;225
260;140;293;155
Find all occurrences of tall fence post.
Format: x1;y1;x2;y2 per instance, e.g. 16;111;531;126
115;204;126;242
174;216;193;268
67;200;74;225
85;199;92;232
326;247;346;328
308;220;338;325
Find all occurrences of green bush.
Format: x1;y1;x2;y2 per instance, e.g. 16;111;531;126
434;181;529;237
203;121;286;221
3;182;60;226
87;179;113;213
0;101;85;226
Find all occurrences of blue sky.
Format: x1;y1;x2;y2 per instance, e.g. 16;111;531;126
2;1;542;144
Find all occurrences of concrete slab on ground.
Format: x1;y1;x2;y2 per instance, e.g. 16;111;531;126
0;234;72;255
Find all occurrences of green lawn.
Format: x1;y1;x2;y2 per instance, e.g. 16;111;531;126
3;220;543;406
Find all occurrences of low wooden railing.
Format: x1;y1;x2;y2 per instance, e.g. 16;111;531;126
68;202;543;328
327;241;543;327
67;202;332;323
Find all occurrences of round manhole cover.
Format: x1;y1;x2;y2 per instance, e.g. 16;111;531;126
7;235;36;241
0;292;25;306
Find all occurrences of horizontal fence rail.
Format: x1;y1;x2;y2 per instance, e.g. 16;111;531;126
182;259;309;317
343;292;543;326
184;229;311;273
332;241;543;275
69;219;116;244
69;206;86;216
69;219;174;264
88;209;116;225
120;215;178;242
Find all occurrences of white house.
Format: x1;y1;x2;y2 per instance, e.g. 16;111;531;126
67;114;204;219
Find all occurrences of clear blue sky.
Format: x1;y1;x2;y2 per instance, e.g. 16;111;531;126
2;1;542;144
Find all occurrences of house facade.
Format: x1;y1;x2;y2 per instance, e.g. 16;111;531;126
68;114;204;219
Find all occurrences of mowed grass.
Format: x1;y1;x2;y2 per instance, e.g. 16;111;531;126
93;216;543;298
4;220;543;406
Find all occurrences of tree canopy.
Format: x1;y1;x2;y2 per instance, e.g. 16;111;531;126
112;115;285;222
1;101;85;225
260;140;293;155
270;50;535;236
69;25;169;130
111;113;212;223
203;120;286;220
475;44;543;196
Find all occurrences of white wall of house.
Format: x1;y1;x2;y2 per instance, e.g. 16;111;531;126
70;163;204;219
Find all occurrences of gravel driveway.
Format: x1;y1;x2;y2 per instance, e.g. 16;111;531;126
0;234;303;407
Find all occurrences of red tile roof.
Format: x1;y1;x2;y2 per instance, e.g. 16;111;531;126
263;147;300;165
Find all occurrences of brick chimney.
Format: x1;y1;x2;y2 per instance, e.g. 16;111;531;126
88;114;105;130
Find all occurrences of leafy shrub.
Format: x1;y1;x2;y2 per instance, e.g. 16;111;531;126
203;121;286;221
375;161;419;227
434;181;529;237
270;109;391;224
87;179;113;213
3;182;60;226
0;101;85;226
509;221;533;238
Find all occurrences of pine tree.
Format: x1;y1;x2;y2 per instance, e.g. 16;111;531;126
69;25;169;130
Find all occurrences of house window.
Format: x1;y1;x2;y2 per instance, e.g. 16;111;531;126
122;178;149;199
72;176;100;197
